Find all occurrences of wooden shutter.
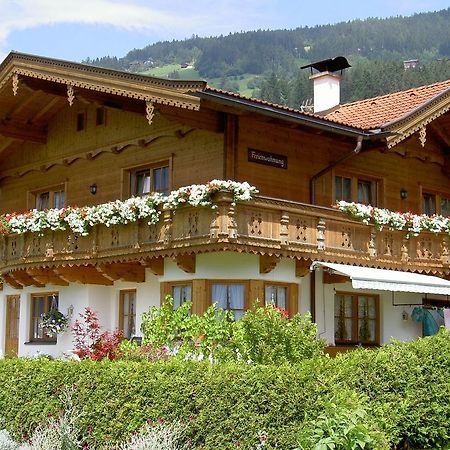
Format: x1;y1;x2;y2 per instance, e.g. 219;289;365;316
288;283;299;317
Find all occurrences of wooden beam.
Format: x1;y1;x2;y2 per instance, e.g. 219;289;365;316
0;138;14;154
97;262;145;282
323;272;350;284
2;273;23;289
27;268;69;286
175;254;196;274
143;256;165;276
0;120;46;144
30;97;63;124
295;258;312;277
259;254;280;274
55;266;113;285
5;90;41;119
10;270;44;288
429;123;450;149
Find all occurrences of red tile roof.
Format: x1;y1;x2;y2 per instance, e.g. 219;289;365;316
204;80;450;131
324;79;450;129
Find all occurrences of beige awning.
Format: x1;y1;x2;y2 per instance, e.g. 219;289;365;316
311;262;450;295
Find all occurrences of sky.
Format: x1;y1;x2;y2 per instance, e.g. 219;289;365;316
1;0;449;62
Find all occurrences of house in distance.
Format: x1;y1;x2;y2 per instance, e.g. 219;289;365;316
1;52;450;357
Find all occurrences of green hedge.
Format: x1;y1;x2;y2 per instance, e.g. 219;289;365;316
1;331;450;449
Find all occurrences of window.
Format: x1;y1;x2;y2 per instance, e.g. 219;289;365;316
265;284;288;311
76;112;86;131
422;191;450;216
96;107;106;126
172;284;192;309
129;163;170;196
334;292;379;345
119;290;136;339
334;174;378;206
211;282;246;320
30;293;58;342
34;187;65;211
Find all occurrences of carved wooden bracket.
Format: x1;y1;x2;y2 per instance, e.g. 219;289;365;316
55;265;113;285
12;73;19;96
146;101;155;125
97;262;146;282
2;273;23;289
259;254;280;274
145;257;164;276
295;258;311;277
67;84;75;106
175;254;196;273
10;269;44;288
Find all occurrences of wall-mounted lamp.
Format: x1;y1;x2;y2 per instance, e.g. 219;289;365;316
90;183;97;195
400;188;408;200
402;310;409;321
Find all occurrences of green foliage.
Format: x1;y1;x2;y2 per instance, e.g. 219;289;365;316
1;332;450;448
235;308;325;364
140;297;324;363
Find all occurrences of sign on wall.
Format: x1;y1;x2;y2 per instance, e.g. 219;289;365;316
248;148;287;169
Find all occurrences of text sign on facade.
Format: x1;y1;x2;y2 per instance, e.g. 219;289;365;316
248;149;287;169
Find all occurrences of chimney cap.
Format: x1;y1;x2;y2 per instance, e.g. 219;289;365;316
301;56;351;73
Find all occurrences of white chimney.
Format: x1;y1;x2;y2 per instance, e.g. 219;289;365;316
301;57;350;114
310;71;342;113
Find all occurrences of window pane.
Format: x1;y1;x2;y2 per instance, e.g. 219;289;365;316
37;192;49;210
264;285;287;310
334;294;353;342
132;169;151;196
154;166;169;195
357;180;374;205
121;291;136;339
53;191;65;209
32;294;58;341
172;285;192;309
211;283;245;320
335;176;351;202
441;197;450;217
423;193;436;215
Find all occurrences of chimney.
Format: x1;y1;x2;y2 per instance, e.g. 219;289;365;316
301;56;351;113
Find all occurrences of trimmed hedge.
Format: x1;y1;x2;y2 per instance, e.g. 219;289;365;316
0;331;450;449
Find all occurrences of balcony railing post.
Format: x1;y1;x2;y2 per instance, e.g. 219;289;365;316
317;217;326;251
369;227;377;258
280;211;289;246
441;236;450;266
163;209;173;244
211;191;236;241
401;237;410;263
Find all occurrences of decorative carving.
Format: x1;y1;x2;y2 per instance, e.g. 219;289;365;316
419;126;426;147
369;228;377;258
280;211;289;246
295;258;311;277
9;237;17;257
67;233;79;251
188;212;199;235
317;218;326;251
340;226;352;249
163;210;173;244
12;73;19;96
416;236;433;259
111;228;120;247
401;238;410;263
382;233;394;256
146;101;155;125
144;257;164;276
295;218;308;242
250;212;263;236
441;236;450;265
175;254;196;273
259;254;280;274
67;84;75;106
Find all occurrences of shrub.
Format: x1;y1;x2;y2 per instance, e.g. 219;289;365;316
72;307;123;361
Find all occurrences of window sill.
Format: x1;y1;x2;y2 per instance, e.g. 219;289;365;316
24;341;57;346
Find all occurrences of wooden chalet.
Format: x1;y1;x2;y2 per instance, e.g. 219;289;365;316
1;52;450;357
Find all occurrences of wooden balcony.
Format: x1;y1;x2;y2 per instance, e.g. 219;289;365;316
1;191;449;287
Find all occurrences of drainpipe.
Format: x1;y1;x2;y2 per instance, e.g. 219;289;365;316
310;135;363;204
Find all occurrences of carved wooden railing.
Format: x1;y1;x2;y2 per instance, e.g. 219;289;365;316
1;192;449;283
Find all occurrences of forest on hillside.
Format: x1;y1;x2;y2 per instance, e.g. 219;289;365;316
83;8;450;106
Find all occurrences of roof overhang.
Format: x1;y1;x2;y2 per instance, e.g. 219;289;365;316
0;52;206;111
198;90;391;140
383;86;450;148
311;261;450;295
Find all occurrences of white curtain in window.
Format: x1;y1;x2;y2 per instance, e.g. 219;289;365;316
277;287;287;310
211;284;228;309
229;285;244;310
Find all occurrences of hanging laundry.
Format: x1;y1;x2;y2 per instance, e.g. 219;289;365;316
412;307;444;336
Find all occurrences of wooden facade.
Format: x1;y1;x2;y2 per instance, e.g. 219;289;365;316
1;52;450;355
